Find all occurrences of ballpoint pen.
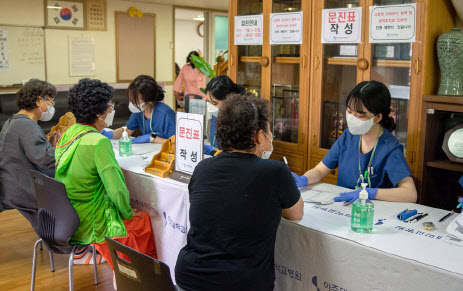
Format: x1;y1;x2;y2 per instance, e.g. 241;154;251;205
438;211;454;223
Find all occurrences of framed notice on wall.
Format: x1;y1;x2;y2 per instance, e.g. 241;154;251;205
69;36;95;76
369;4;417;43
45;0;86;30
321;7;362;44
86;0;107;31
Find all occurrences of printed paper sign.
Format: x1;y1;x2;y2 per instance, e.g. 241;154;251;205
0;30;9;71
270;12;303;45
234;15;263;45
369;4;417;43
321;7;362;43
69;36;95;76
175;112;204;175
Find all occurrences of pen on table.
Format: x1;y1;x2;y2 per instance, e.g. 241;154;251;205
283;156;288;168
438;211;454;223
411;213;428;223
364;171;368;180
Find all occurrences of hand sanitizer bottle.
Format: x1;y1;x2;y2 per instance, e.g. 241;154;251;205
119;126;132;157
351;183;374;233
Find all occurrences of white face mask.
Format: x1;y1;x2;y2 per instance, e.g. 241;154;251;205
129;102;145;113
100;110;115;127
259;132;273;159
39;104;55;122
346;113;375;135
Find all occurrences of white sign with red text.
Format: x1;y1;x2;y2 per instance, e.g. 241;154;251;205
270;12;303;45
321;7;362;44
234;15;264;45
369;4;417;43
175;112;204;176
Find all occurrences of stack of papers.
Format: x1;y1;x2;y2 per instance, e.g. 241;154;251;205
447;213;463;240
300;188;339;205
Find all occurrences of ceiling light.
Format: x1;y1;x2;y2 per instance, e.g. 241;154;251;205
47;6;62;9
193;16;205;21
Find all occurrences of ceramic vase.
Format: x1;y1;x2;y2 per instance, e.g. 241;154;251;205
437;28;463;95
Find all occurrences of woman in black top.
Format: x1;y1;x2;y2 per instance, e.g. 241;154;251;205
175;93;304;291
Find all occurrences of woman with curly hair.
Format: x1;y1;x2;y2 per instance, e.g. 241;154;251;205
0;79;57;231
55;78;156;269
101;74;175;144
175;93;304;291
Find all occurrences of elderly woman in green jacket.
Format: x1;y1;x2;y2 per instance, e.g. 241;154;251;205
55;79;156;271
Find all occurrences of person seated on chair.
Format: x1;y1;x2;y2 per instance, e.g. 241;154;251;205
203;75;247;155
291;81;417;203
55;78;156;270
0;78;57;232
175;93;304;291
101;75;175;144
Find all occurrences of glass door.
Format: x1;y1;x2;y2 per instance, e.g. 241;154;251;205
367;0;417;160
271;0;302;144
236;0;263;97
319;0;362;150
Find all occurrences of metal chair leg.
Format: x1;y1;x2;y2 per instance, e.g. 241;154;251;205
49;251;55;272
91;245;98;285
31;239;42;291
68;246;77;291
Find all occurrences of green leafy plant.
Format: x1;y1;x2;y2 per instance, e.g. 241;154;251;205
189;50;228;94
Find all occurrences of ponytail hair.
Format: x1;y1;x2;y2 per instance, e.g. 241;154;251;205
205;75;246;101
346;80;396;132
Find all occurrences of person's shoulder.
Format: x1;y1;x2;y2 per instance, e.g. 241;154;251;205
256;158;286;173
380;129;402;151
11;114;37;127
155;102;174;112
181;64;191;71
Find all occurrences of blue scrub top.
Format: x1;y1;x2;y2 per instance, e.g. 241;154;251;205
322;128;411;189
126;102;176;139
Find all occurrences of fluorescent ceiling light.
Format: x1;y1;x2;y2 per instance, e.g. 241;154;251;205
193;15;204;21
47;6;62;9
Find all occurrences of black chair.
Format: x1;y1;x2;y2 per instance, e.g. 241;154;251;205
29;170;98;291
105;236;177;291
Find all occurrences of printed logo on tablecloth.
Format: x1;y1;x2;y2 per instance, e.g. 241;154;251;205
163;211;187;234
312;276;351;291
375;218;387;225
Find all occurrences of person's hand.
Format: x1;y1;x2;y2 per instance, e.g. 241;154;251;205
48;131;62;147
334;188;378;204
204;144;213;155
132;208;142;218
100;129;113;139
132;134;150;144
291;172;308;188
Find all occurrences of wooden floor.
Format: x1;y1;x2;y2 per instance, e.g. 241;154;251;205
0;210;114;291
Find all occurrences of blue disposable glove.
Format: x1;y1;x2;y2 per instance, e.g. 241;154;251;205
132;134;150;144
291;172;308;188
204;144;213;155
334;188;378;204
458;198;463;207
100;129;113;139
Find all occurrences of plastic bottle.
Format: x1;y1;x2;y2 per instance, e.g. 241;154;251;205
351;183;374;233
119;126;132;157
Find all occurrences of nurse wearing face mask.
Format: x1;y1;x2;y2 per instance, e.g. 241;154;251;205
0;79;58;233
292;81;417;203
102;75;176;144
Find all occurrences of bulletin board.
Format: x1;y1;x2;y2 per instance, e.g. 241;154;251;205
0;25;46;86
115;12;156;83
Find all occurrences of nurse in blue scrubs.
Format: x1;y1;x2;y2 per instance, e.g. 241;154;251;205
292;81;417;203
102;75;176;144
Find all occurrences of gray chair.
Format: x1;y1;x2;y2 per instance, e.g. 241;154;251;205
30;170;98;291
105;236;178;291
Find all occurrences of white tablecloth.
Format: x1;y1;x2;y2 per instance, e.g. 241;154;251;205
114;147;463;289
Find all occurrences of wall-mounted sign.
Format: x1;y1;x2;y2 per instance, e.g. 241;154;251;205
45;0;86;30
321;7;362;43
270;12;303;45
175;112;204;176
369;4;417;43
234;15;264;45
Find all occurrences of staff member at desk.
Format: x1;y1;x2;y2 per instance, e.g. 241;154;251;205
292;81;417;203
101;75;175;144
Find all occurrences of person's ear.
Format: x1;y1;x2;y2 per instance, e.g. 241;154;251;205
256;129;266;145
36;96;43;107
375;113;383;124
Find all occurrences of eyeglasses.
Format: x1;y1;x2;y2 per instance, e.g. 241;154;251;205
108;103;115;110
44;97;55;106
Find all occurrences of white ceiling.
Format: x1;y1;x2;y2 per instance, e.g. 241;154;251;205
175;8;204;21
122;0;228;11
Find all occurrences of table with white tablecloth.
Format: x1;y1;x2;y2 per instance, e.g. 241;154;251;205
113;145;463;289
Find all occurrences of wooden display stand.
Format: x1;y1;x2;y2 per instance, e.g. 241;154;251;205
145;136;175;178
416;95;463;210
